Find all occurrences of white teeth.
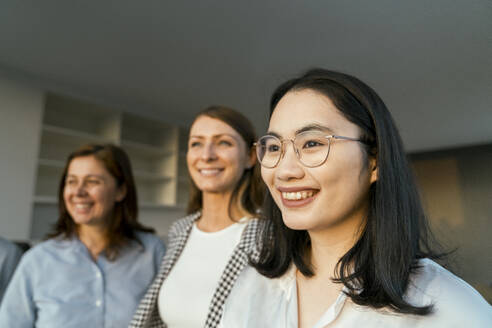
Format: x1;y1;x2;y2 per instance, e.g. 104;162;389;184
199;169;222;176
281;190;315;200
75;204;91;209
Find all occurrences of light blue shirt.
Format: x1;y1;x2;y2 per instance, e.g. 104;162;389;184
0;236;23;304
0;232;166;328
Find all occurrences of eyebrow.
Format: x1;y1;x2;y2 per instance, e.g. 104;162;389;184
267;123;334;138
296;123;334;135
66;174;105;179
189;133;238;140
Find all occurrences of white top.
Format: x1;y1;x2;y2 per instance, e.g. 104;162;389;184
220;258;492;328
158;219;247;328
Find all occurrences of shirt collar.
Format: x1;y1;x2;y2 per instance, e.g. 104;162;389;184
277;264;297;299
277;263;351;327
58;234;145;259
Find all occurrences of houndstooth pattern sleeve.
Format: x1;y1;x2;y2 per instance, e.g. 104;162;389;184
128;212;200;328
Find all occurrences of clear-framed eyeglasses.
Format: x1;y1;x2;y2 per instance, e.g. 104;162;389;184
255;131;367;168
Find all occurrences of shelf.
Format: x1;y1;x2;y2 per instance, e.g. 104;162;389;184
139;202;186;210
121;113;178;151
35;163;62;198
43;125;113;143
44;93;120;140
121;140;174;158
33;196;184;210
178;127;189;153
133;170;174;182
39;125;116;162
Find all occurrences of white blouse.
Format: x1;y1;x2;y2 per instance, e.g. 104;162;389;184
220;258;492;327
158;219;247;328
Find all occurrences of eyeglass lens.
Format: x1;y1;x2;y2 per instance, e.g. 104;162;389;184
257;132;331;168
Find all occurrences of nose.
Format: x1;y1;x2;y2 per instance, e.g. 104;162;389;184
74;182;88;196
201;142;217;162
276;140;304;181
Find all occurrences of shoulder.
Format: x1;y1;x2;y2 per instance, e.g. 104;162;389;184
20;238;66;260
238;218;266;256
9;238;68;275
222;264;295;326
236;262;293;292
0;237;22;261
407;259;492;325
244;217;263;229
241;217;263;242
168;212;201;237
134;231;165;250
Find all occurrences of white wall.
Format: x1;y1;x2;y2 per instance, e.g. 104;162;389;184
0;78;44;240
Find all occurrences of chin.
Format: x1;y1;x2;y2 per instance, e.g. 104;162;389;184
200;182;236;194
71;217;92;225
281;213;314;231
200;186;228;193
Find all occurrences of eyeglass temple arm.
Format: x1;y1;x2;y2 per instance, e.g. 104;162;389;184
330;135;371;145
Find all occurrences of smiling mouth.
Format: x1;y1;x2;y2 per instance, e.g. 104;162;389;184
72;203;93;212
282;190;317;200
278;189;319;208
198;168;224;176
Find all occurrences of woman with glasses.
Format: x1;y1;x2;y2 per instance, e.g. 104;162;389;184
220;69;492;327
130;106;264;328
0;144;166;327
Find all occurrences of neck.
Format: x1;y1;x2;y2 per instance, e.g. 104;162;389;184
306;212;365;280
198;191;245;232
78;224;108;261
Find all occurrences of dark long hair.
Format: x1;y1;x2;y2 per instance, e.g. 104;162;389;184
47;144;155;260
186;105;265;218
251;69;442;315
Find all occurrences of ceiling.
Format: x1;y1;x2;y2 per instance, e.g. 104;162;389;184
0;0;491;152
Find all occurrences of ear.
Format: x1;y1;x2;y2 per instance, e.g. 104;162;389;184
115;184;127;202
246;146;256;169
369;156;378;184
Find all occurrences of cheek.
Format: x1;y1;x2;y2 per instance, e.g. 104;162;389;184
93;188;115;207
223;150;245;170
63;188;71;204
186;152;195;168
319;158;370;201
261;168;275;190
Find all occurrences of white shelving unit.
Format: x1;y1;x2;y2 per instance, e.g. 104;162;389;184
176;128;190;208
31;93;188;239
120;112;180;207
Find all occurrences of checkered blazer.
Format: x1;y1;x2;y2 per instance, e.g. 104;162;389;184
128;212;262;328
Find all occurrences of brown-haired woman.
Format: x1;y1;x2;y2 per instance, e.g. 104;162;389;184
0;144;166;327
130;106;265;328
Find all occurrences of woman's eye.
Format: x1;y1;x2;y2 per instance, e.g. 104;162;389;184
86;179;100;185
190;141;202;148
65;179;77;186
303;140;323;148
266;144;280;153
218;140;233;146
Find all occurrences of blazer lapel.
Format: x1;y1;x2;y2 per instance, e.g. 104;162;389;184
204;218;261;328
129;212;200;328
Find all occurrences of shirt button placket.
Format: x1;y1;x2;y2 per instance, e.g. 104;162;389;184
94;266;104;322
